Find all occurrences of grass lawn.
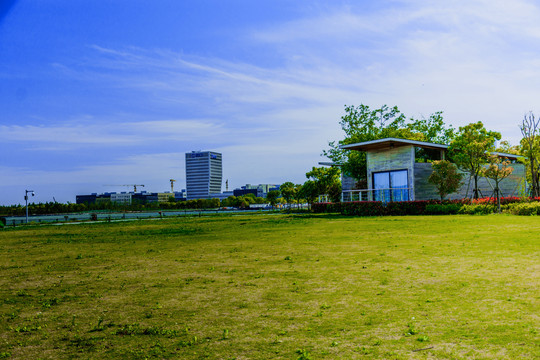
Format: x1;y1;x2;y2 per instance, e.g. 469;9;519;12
0;214;539;359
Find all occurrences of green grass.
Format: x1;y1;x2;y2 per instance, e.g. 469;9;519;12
0;214;539;359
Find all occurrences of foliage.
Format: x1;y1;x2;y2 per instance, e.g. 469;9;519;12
504;202;540;215
266;190;281;208
519;111;540;197
324;104;453;181
448;121;501;199
280;182;297;204
305;166;341;203
0;196;273;217
481;154;514;212
424;203;463;215
221;195;266;209
428;160;464;201
458;204;496;215
298;180;318;207
313;200;442;216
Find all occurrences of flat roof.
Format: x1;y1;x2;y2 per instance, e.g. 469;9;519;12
489;151;523;160
340;138;448;151
318;161;341;167
339;137;524;160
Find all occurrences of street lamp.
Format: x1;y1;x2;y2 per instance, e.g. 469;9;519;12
25;190;35;224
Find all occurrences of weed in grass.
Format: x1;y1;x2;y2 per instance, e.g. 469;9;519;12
295;349;312;360
14;324;42;333
330;341;339;347
417;335;430;342
90;317;105;332
359;346;371;355
6;312;18;321
320;304;331;310
406;320;419;335
16;290;29;297
177;336;198;348
284;256;292;260
0;352;11;359
69;334;100;351
222;329;229;340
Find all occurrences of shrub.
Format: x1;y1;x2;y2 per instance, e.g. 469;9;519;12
424;203;463;215
504;202;540;215
458;204;495;215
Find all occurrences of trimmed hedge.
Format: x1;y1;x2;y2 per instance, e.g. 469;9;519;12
312;197;540;216
458;204;496;215
424;203;463;215
313;200;444;216
504;202;540;215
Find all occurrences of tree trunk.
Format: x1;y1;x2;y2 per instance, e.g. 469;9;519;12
530;158;538;197
473;174;479;199
496;187;501;213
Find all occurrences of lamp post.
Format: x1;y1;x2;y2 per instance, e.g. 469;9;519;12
25;190;34;223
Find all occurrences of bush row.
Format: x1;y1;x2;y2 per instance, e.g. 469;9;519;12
313;197;540;216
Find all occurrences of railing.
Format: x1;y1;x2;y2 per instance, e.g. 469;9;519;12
341;187;412;202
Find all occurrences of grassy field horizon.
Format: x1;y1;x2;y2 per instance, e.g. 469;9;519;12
1;214;538;359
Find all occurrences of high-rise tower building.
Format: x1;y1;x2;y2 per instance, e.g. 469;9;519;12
185;151;222;200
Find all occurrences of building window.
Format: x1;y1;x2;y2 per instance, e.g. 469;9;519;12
373;169;409;202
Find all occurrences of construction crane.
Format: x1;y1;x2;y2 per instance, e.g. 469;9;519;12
105;184;145;192
170;179;176;193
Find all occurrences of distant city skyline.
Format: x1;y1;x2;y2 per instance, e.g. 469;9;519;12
2;1;540;205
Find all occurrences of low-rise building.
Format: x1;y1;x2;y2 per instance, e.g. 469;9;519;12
339;138;525;201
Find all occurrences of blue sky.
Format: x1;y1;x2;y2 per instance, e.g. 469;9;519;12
2;0;540;205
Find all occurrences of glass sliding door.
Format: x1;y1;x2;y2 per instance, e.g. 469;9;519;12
373;172;390;201
372;170;409;202
390;170;409;201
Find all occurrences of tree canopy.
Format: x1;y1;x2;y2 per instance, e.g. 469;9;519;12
428;160;463;201
448;121;501;199
324;104;454;181
305;166;342;203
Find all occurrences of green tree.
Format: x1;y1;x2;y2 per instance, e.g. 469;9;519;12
266;190;280;209
280;182;297;209
305;166;342;203
428;160;464;201
520;112;540;197
481;154;514;213
448;121;501;199
298;180;318;209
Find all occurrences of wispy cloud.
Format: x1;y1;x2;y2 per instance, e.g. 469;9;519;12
1;118;225;146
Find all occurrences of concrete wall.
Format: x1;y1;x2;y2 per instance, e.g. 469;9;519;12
414;162;526;200
366;145;415;199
